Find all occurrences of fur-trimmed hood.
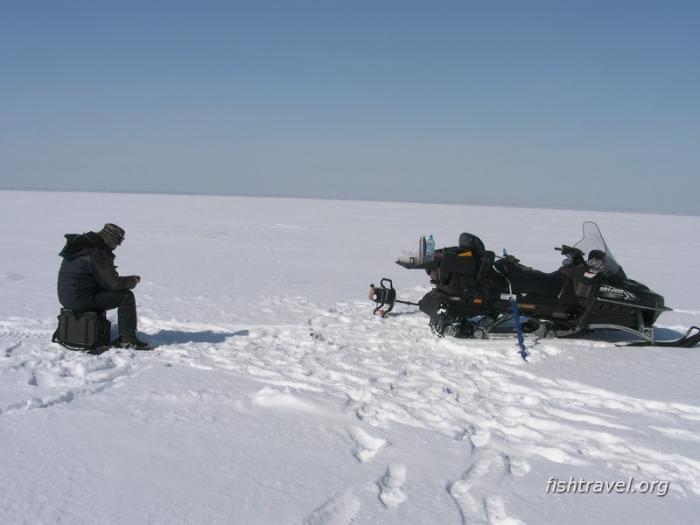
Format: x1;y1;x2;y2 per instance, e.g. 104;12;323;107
58;232;113;261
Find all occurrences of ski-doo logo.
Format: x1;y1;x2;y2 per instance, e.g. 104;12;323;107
599;285;637;302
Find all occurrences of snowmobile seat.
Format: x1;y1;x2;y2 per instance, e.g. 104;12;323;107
458;233;485;258
496;260;567;298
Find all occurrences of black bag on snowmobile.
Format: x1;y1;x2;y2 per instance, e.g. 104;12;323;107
52;308;111;352
435;235;482;291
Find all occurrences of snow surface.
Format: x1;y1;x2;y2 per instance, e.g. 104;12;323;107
1;190;699;524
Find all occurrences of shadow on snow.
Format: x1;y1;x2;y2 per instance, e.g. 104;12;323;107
147;329;249;348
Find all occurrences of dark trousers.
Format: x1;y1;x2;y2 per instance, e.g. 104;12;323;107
67;290;137;336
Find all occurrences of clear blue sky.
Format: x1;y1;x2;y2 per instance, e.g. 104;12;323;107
1;1;698;214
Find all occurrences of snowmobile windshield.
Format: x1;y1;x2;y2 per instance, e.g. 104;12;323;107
573;222;623;277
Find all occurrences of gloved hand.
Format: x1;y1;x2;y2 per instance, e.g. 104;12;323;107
125;275;141;290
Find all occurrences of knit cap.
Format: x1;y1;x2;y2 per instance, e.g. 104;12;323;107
98;223;125;247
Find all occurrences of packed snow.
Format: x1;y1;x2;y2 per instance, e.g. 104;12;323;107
1;190;699;524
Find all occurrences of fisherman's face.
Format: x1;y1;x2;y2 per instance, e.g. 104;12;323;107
107;236;122;250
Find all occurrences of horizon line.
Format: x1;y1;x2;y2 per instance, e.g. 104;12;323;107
1;186;697;219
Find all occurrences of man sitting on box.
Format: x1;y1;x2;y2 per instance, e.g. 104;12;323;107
57;223;151;350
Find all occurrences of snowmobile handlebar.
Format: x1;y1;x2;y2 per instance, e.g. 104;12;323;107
556;245;585;265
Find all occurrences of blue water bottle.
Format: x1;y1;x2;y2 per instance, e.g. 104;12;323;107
426;234;435;261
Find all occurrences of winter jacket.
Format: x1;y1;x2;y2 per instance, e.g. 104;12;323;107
57;232;139;308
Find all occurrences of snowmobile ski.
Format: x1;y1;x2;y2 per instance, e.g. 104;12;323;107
621;326;700;348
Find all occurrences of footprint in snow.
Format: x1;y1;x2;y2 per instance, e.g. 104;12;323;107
27;370;57;388
378;464;407;508
449;450;523;525
3;341;22;358
303;489;361;525
347;425;386;463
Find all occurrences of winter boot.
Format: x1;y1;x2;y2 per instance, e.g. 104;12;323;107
115;333;152;350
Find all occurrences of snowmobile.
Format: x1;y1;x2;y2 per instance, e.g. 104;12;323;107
369;222;700;347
